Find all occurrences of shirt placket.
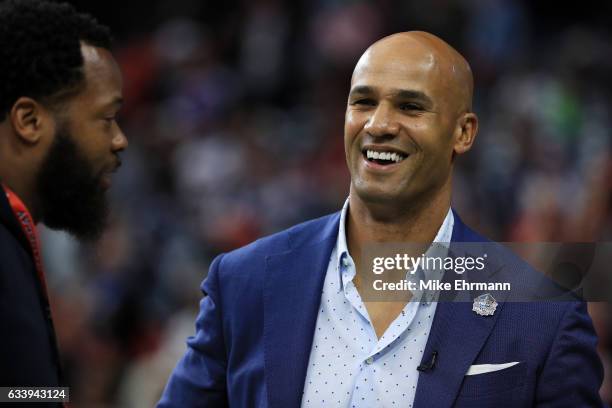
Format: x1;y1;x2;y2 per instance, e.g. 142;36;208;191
341;253;423;364
342;259;426;408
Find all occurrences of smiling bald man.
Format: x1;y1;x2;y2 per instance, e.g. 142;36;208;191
159;32;604;408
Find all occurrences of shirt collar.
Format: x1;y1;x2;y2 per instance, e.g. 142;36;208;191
334;198;455;298
417;210;454;304
335;198;351;286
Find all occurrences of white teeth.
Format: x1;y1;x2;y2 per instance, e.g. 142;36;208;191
365;149;406;163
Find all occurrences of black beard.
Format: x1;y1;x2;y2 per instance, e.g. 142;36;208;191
36;127;109;241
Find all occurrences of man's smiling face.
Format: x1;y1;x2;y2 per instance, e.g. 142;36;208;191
344;32;474;210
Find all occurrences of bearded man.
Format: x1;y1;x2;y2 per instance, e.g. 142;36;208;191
0;0;126;396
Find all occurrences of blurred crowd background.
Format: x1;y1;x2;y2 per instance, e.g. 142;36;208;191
39;0;612;405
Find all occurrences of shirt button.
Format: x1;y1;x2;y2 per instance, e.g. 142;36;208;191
342;257;349;267
365;357;374;365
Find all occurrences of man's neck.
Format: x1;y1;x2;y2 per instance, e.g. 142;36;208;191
346;188;451;268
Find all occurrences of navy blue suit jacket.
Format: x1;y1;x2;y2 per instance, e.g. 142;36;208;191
158;211;604;407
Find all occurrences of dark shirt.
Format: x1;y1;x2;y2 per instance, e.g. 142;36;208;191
0;185;62;406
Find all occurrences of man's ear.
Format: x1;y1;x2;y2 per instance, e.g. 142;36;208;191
453;112;478;155
9;97;54;145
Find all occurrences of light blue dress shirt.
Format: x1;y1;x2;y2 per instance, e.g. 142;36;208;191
301;200;454;407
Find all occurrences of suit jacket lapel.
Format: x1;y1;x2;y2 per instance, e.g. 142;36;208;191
263;213;340;408
413;212;508;407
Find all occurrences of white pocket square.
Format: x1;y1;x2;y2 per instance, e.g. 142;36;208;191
465;362;520;376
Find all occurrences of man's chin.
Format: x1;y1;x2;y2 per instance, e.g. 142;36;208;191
352;184;410;207
47;219;108;242
42;198;110;242
353;176;407;199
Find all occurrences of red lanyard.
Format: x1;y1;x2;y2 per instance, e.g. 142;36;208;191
2;184;49;302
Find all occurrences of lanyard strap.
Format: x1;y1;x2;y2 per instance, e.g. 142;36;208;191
2;184;49;302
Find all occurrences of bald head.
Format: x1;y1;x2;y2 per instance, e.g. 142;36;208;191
344;30;479;214
352;31;474;113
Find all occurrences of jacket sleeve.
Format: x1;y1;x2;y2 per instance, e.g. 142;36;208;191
157;254;229;408
536;301;605;407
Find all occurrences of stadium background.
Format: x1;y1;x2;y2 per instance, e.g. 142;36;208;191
39;0;612;405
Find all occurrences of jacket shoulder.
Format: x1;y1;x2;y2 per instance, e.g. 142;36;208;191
454;214;579;303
